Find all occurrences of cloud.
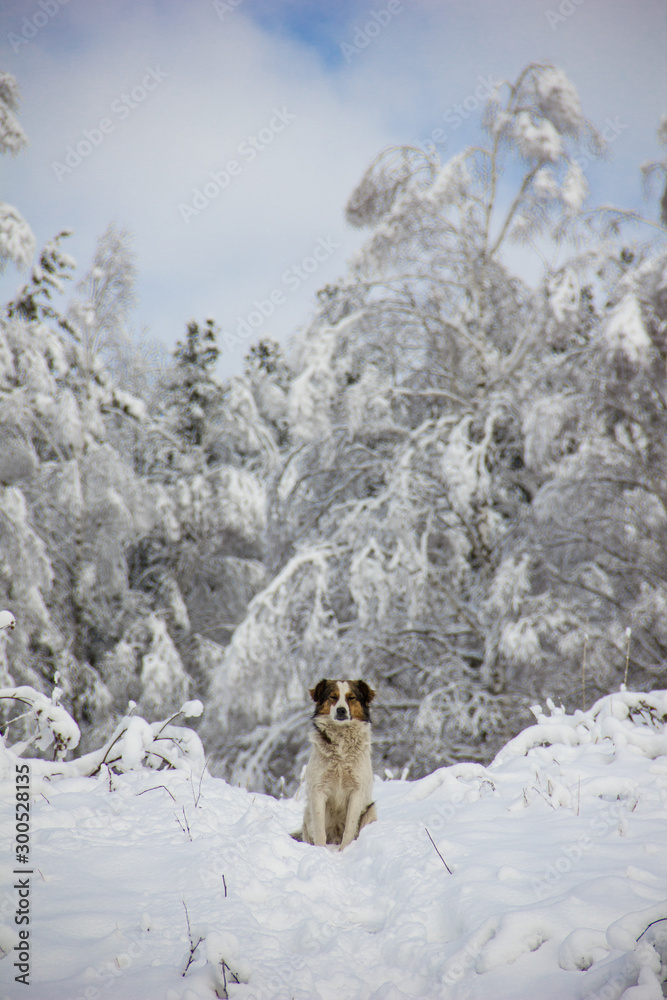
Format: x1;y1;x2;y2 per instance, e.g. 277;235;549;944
1;0;665;377
1;1;395;371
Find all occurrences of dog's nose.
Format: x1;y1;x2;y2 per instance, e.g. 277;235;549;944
335;706;348;720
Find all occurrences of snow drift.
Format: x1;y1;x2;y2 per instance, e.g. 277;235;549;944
1;688;667;999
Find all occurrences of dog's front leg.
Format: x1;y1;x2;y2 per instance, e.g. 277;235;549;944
311;791;328;846
340;790;367;849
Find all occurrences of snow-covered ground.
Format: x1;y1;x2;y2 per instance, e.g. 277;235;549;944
2;690;667;1000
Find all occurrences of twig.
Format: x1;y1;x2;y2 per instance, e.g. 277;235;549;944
136;785;176;802
636;917;667;942
181;901;203;976
99;726;129;768
531;786;556;809
175;807;193;842
624;627;632;686
216;960;240;999
156;710;184;736
581;632;588;711
181;806;192;841
218;962;228;999
192;755;211;808
425;827;452;874
222;874;227;898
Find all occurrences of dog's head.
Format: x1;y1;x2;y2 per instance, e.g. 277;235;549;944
309;679;375;723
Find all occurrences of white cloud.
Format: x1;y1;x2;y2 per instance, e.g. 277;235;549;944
1;0;665;377
1;1;396;372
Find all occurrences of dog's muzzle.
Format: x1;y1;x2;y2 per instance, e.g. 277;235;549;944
335;706;349;720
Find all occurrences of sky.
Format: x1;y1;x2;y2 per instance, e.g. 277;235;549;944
0;0;665;379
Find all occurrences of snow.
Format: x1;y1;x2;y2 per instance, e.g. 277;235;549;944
533;166;560;201
0;203;35;270
139;614;190;717
287;327;337;440
350;538;391;626
604;294;652;367
658;113;667;147
1;690;667;998
561;162;589;213
112;388;147;421
426;153;471;208
0;611;15;632
0;95;29;156
548;267;580;322
535;67;585;137
440;415;492;514
0;685;80;759
523;393;576;471
514;112;563;163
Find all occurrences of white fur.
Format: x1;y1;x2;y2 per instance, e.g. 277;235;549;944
301;684;376;849
324;679;352;721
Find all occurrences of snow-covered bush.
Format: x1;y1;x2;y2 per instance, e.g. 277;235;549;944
494;687;667;765
0;683;80;763
0;674;205;781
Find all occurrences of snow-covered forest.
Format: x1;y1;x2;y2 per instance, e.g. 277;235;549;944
1;63;667;794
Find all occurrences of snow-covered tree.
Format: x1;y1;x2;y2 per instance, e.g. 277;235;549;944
1;227;183;748
124;322;283;655
0;72;35;271
68;223;137;377
3;64;665;797
642;112;667;228
165;318;223;453
200;68;667;791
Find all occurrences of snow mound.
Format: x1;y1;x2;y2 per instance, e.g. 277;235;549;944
494;688;667;764
1;689;666;998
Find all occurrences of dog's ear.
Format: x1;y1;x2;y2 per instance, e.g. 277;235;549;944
355;680;375;704
309;679;330;703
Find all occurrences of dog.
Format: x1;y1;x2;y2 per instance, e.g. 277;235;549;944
300;679;377;849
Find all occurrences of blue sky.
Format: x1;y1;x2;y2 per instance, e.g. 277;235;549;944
0;0;665;378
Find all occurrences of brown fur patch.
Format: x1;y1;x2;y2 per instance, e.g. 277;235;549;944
309;679;340;715
309;678;375;720
347;679;375;721
347;692;366;721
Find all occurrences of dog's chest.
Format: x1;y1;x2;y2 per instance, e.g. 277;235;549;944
308;729;370;798
315;754;358;794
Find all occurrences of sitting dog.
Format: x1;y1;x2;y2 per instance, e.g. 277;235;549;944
301;679;377;849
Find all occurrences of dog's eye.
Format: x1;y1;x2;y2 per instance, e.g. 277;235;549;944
348;695;357;702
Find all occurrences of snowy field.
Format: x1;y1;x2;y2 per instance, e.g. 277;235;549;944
2;690;667;1000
